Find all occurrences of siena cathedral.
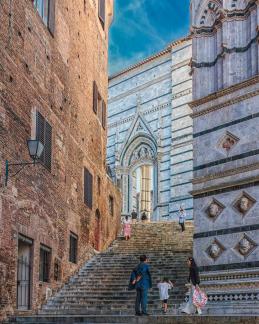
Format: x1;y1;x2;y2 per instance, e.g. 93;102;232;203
107;0;259;314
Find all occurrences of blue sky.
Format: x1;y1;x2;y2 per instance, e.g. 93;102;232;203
108;0;190;76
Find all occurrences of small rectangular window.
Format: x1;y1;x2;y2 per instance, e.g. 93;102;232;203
98;0;105;29
84;168;93;209
109;195;114;216
36;111;52;171
34;0;55;35
39;244;51;282
69;232;78;264
93;81;98;114
97;176;101;195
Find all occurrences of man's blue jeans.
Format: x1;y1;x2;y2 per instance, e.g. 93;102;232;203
135;287;148;314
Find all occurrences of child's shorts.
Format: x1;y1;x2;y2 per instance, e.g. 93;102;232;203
163;299;168;303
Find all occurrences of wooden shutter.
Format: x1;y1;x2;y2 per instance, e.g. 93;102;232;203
93;81;98;114
44;121;52;170
102;100;106;129
36;111;52;171
69;233;78;263
84;168;93;209
36;111;45;164
48;0;55;36
98;0;105;28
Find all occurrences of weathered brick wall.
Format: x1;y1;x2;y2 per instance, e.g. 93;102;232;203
0;0;121;320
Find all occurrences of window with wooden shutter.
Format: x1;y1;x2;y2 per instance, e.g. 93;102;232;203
102;100;106;129
39;244;51;282
93;81;98;114
98;0;105;29
84;168;93;209
69;232;78;264
36;111;52;171
33;0;55;36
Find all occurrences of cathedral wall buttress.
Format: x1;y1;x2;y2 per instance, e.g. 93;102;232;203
192;0;259;100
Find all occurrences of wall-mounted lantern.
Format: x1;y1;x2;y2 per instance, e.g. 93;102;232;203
5;139;44;186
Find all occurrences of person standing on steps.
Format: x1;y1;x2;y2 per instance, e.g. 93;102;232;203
123;215;132;241
182;257;202;315
157;277;174;314
134;255;152;316
178;206;186;232
131;209;138;224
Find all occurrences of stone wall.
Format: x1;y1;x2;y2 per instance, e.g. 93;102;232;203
0;0;121;320
107;38;193;220
191;0;259;314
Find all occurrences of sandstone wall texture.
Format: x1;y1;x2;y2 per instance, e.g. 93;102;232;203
0;0;121;320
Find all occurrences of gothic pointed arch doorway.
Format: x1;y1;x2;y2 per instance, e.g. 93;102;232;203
94;209;101;251
117;134;158;221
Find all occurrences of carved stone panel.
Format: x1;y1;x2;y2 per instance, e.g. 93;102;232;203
206;239;226;261
218;131;240;154
234;234;257;259
233;192;256;216
205;198;225;222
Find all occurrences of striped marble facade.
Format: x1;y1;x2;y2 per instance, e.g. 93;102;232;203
107;38;193;221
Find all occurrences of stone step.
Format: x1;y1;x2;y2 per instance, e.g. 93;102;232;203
9;315;259;324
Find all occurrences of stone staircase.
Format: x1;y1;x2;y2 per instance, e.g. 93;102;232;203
8;222;259;323
39;222;193;316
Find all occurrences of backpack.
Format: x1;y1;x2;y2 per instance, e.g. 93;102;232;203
128;268;142;290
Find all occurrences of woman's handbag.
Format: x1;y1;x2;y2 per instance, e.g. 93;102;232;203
192;287;208;308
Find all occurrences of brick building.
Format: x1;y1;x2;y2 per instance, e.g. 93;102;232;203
0;0;121;319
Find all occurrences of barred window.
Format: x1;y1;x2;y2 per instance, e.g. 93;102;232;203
33;0;55;35
36;111;52;171
69;233;78;264
39;244;51;282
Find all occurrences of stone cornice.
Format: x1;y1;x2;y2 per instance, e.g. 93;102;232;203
171;59;190;72
108;36;191;81
191;175;259;197
192;162;259;184
189;74;259;113
191;88;259;118
172;88;192;100
108;102;171;129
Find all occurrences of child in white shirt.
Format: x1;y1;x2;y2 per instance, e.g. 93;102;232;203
157;277;174;313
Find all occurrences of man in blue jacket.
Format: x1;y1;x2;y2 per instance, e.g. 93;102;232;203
134;255;152;316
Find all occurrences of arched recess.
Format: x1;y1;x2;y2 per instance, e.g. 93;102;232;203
118;134;158;221
94;209;101;251
194;0;222;27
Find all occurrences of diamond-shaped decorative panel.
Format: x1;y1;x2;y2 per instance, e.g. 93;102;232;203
206;239;226;261
234;234;257;258
218;131;239;153
233;192;256;216
205;199;225;221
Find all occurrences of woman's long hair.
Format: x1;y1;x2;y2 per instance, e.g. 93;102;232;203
188;257;197;269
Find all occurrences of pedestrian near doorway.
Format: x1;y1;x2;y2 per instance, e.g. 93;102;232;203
123;216;132;240
178;206;186;232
